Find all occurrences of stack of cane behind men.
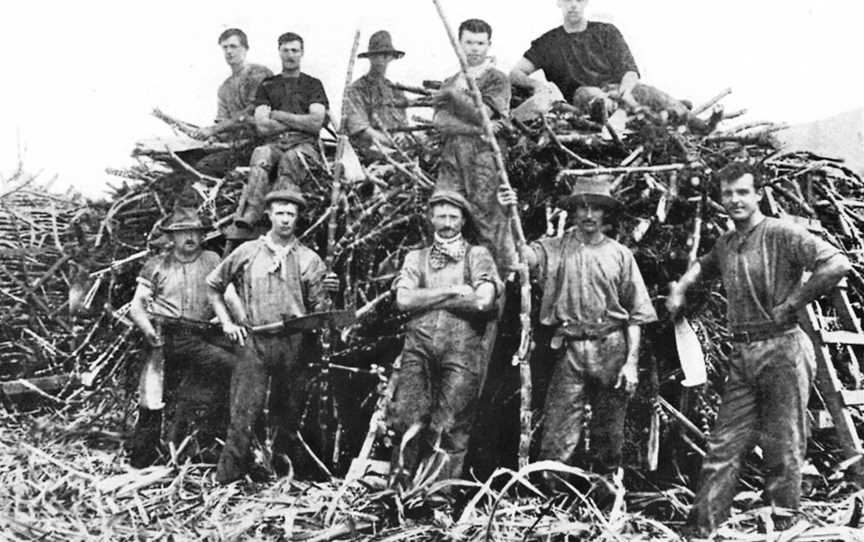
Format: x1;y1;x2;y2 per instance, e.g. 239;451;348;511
3;89;856;493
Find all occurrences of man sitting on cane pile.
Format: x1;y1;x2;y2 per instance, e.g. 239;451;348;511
207;188;339;483
345;30;409;156
127;206;240;467
433;18;517;274
191;28;273;177
498;177;657;481
666;162;852;536
509;0;718;132
389;190;502;487
226;32;329;244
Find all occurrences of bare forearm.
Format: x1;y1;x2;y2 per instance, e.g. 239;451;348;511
448;93;486;126
269;111;322;134
624;324;641;365
785;255;851;310
396;286;457;311
676;262;703;294
129;298;157;337
208;287;235;326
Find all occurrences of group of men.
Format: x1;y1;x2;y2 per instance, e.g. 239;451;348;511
128;0;853;536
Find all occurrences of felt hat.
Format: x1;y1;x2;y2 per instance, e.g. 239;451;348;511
558;174;621;211
264;187;308;209
358;30;405;59
160;206;207;232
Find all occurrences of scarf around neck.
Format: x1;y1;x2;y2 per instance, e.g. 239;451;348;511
430;233;466;270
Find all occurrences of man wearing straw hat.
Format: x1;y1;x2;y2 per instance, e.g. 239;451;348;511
389;189;503;485
127;206;238;467
433;18;517;274
498;176;656;475
666;162;851;535
207;187;339;483
345;30;409;154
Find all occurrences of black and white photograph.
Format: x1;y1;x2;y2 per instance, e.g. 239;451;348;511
1;1;863;540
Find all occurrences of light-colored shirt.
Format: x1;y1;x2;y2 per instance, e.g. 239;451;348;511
206;236;326;326
699;217;843;332
216;63;274;123
137;250;221;321
531;231;657;337
345;73;408;138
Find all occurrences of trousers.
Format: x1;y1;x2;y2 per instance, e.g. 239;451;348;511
216;333;313;483
539;329;629;472
689;327;815;532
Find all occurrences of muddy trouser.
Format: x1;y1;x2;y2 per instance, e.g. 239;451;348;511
437;136;519;273
389;317;489;484
163;332;235;459
572;83;692;120
688;327;815;532
235;141;320;227
193;141;257;178
539;329;629;472
216;333;312;482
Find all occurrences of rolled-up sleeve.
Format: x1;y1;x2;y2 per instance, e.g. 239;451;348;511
394;250;422;291
469;246;504;296
206;246;246;293
621;251;657;325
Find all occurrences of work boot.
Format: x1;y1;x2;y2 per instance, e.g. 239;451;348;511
129;408;163;468
234;175;269;229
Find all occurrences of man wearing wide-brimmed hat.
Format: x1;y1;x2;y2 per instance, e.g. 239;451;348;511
388;189;503;485
433;18;516;274
127;206;238;467
499;176;656;475
345;30;409;154
207;187;339;483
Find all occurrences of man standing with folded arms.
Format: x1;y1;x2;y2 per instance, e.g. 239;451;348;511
666;162;851;535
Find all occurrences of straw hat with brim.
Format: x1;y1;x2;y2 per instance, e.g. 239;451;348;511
358;30;405;59
265;188;307;209
160;206;207;232
558;175;621;211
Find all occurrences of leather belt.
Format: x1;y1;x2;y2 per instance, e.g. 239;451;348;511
730;324;797;344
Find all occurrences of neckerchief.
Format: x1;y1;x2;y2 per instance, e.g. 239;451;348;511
430;233;466;270
452;57;495;92
262;235;296;281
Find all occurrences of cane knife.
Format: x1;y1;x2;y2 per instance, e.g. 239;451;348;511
432;0;535;468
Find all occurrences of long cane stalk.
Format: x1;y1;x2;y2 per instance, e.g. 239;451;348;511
431;0;534;468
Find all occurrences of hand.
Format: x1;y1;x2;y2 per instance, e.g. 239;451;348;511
771;302;797;325
192;126;216;140
143;328;163;348
492;119;506;135
665;281;686;318
432;87;455;105
222;321;247;346
616;362;639;395
497;186;518;208
323;272;340;293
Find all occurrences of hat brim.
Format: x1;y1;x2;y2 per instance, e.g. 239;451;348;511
558;193;621;211
161;222;207;232
358;49;405;59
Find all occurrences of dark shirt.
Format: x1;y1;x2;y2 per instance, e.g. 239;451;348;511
523;22;639;101
254;72;330;146
699;217;843;333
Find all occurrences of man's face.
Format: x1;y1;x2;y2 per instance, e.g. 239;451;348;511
557;0;589;24
279;40;304;72
459;30;491;67
720;174;762;223
220;35;247;67
573;204;605;235
368;53;395;72
170;229;204;256
430;203;465;239
268;201;300;238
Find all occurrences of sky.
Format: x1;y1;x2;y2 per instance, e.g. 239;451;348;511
1;0;863;196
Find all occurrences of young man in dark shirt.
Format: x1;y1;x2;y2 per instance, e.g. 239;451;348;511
510;0;713;130
229;32;329;242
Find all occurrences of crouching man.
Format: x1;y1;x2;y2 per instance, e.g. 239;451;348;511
389;190;503;486
128;207;238;466
498;176;657;475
